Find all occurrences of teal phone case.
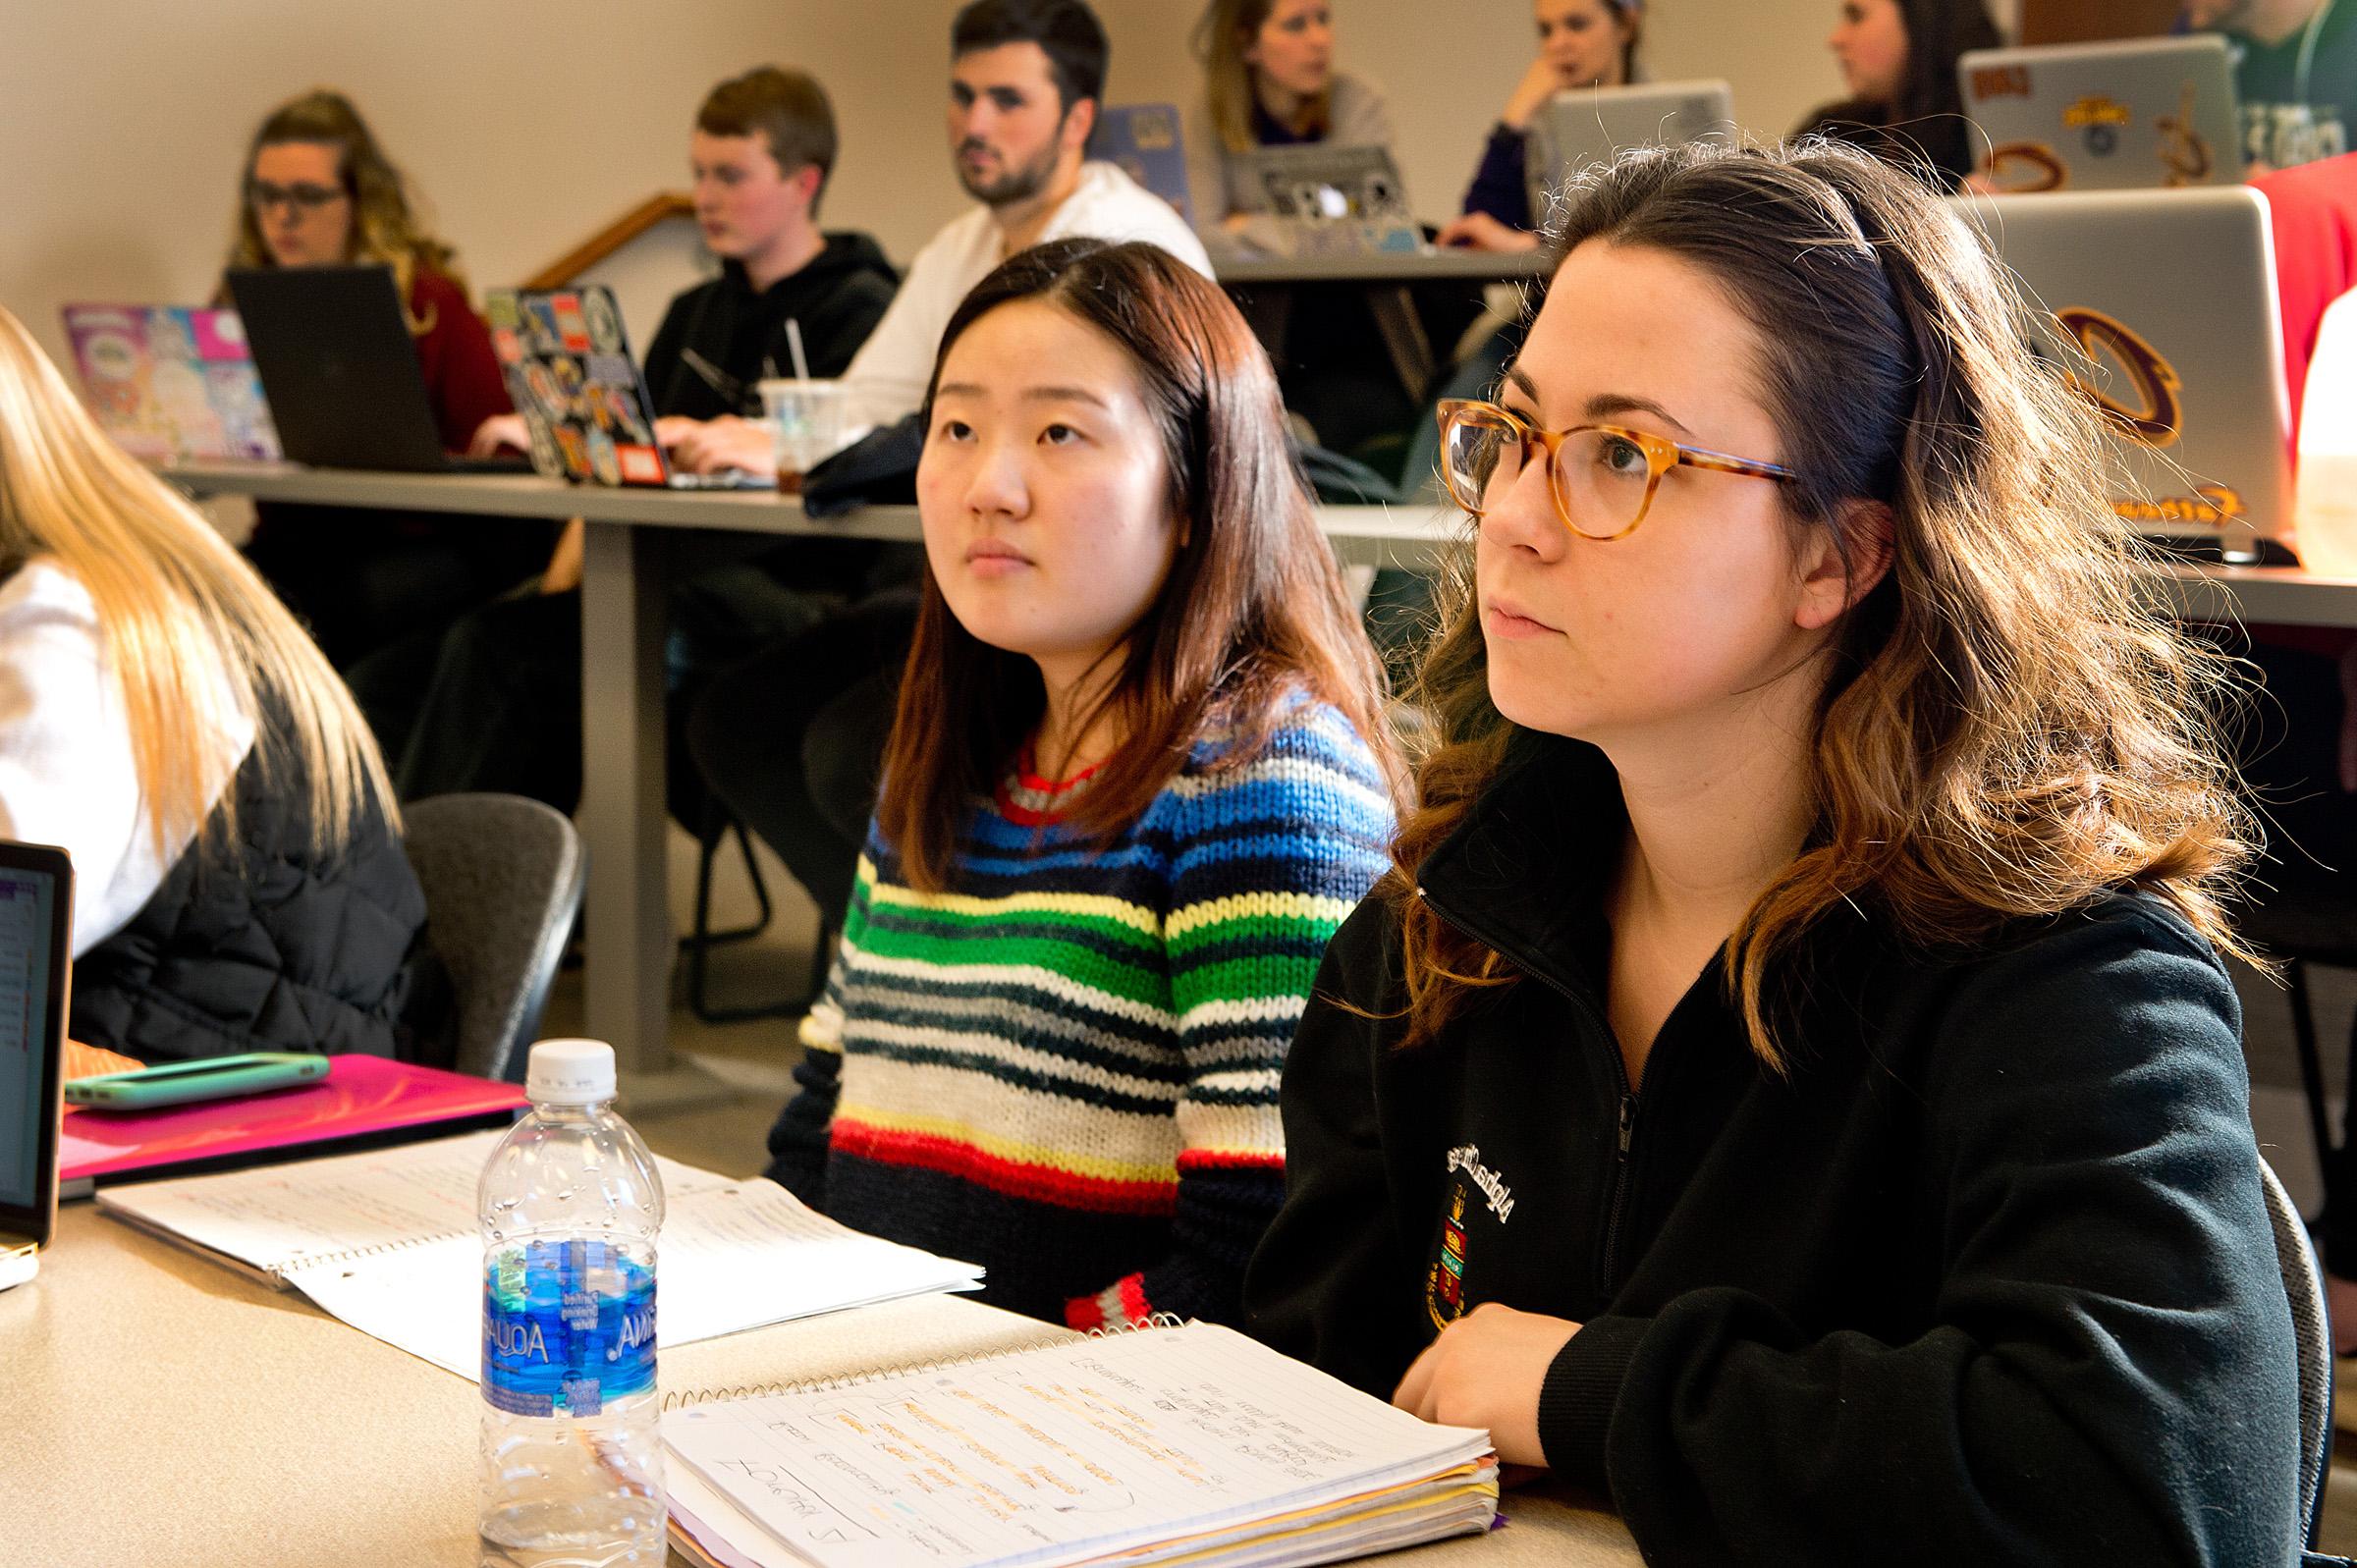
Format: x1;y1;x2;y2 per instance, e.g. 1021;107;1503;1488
64;1052;330;1110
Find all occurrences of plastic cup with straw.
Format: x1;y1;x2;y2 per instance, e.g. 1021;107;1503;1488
758;318;845;493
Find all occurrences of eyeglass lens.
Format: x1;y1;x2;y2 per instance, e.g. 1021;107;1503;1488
1442;412;1658;539
247;182;344;213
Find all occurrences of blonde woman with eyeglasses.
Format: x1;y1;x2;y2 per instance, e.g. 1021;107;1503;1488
0;305;431;1065
1244;139;2301;1562
225;88;536;668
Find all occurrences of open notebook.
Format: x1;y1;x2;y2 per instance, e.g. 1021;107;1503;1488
96;1129;983;1379
661;1319;1498;1568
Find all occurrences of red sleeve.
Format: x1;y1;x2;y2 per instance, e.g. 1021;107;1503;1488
2252;151;2357;459
408;266;512;453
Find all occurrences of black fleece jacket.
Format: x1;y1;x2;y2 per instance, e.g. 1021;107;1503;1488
1245;733;2302;1566
641;232;897;419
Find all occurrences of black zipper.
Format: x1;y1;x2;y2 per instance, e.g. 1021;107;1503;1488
1415;883;1643;1300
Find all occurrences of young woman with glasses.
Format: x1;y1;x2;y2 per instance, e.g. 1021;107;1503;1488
224;89;534;667
1244;139;2301;1562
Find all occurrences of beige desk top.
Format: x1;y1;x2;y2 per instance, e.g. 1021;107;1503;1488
3;1204;1640;1568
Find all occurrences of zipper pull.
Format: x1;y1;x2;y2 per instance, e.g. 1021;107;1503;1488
1617;1094;1637;1159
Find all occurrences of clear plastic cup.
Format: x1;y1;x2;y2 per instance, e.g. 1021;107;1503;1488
758;378;847;494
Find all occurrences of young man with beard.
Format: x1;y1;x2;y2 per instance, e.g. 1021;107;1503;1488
685;0;1215;946
839;0;1213;430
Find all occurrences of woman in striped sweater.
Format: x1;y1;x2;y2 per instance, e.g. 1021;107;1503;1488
763;238;1401;1330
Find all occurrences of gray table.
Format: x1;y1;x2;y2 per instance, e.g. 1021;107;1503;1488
4;1201;1642;1567
165;461;2357;1072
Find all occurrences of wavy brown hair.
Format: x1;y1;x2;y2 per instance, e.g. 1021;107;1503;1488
1194;0;1331;152
226;89;465;334
1389;138;2260;1066
878;238;1399;891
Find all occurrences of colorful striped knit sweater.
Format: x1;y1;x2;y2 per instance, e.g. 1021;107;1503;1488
763;699;1395;1330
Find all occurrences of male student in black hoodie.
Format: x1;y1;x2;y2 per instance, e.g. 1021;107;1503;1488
351;66;897;810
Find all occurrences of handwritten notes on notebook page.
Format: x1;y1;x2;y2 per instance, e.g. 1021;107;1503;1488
97;1130;986;1379
664;1321;1497;1568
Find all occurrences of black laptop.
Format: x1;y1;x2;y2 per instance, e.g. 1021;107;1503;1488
225;264;527;474
0;840;74;1276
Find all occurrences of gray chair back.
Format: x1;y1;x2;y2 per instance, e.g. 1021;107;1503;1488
403;793;584;1082
2258;1157;2330;1548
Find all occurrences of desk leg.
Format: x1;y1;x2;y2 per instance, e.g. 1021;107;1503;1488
580;521;672;1073
1367;285;1436;401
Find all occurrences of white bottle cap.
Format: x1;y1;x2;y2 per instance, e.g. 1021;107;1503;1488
525;1039;618;1106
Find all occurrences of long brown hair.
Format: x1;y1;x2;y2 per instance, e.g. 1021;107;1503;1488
878;238;1398;891
226;89;465;334
1390;139;2259;1065
0;306;397;859
1797;0;2001;186
1194;0;1330;152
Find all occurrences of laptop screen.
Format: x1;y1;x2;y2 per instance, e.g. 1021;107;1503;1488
0;843;73;1241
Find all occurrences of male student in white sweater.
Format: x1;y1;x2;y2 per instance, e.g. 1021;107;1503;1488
839;0;1213;431
685;0;1214;940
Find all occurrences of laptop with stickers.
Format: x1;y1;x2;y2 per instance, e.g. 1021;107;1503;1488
484;285;765;490
1959;35;2241;192
1954;186;2292;562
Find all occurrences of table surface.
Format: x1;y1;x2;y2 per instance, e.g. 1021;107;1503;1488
3;1202;1642;1568
168;460;2357;628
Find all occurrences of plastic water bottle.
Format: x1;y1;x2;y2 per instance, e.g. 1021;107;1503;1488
477;1040;666;1567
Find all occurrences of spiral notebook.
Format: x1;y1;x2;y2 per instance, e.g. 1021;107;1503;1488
660;1318;1499;1568
96;1129;985;1379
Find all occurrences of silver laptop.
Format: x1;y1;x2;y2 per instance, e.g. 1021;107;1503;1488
1959;35;2241;192
1245;142;1414;224
1953;187;2291;561
1526;80;1734;218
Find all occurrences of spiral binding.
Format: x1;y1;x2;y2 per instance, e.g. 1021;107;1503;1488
661;1311;1188;1412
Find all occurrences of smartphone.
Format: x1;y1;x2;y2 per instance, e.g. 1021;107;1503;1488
64;1052;330;1110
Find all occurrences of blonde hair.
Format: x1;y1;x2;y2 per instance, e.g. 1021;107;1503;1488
1193;0;1331;153
1388;140;2260;1067
226;88;464;335
0;305;398;862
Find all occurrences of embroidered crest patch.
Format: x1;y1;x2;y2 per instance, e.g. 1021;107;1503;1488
1427;1182;1471;1328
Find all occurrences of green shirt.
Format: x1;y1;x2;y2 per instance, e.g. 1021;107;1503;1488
2221;0;2357;167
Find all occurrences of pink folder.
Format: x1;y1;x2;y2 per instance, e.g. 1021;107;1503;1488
61;1054;525;1189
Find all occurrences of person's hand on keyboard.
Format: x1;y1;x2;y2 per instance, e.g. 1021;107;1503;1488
467;413;529;458
663;414;777;479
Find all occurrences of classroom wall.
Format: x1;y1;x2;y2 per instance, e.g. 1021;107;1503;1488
0;0;1866;370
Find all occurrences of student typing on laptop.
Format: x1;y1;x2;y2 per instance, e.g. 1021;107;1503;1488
347;66;898;814
1182;0;1402;232
470;69;898;481
227;89;542;668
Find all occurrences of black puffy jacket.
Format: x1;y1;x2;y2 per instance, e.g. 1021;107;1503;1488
72;728;435;1063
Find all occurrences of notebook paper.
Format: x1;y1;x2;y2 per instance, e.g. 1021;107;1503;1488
663;1322;1495;1568
99;1130;985;1378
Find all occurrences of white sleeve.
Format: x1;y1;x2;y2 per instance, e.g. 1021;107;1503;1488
0;564;252;957
840;231;968;432
0;566;154;956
